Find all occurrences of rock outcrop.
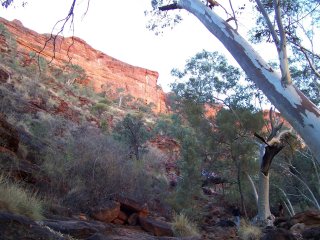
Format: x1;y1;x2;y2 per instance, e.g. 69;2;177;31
0;17;167;113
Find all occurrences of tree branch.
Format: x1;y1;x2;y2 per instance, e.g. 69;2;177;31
255;0;279;46
273;0;292;85
228;0;238;31
159;3;182;11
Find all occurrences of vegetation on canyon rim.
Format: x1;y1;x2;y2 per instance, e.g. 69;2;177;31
1;0;320;238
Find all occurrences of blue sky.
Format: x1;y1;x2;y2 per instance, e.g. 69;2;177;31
1;0;276;92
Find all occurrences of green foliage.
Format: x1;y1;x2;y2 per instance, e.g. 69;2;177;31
113;114;152;160
134;98;155;113
67;64;87;82
51;63;87;85
42;126;164;211
215;108;264;141
0;23;17;54
170;49;262;109
270;145;320;213
0;175;43;220
154;113;191;141
1;0;15;8
28;52;48;73
168;130;203;220
90;102;109;115
145;0;183;35
172;212;200;237
100;119;109;133
171;50;240;104
250;0;320;106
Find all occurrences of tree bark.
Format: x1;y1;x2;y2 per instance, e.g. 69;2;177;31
257;171;271;220
171;0;320;162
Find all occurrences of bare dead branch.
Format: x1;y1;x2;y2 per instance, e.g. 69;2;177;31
32;0;83;71
159;3;181;11
254;132;268;145
228;0;238;31
82;0;91;19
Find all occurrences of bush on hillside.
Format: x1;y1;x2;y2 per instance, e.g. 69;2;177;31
39;124;166;213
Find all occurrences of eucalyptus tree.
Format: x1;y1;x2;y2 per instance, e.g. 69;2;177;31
251;0;320;106
170;49;266;217
215;108;264;218
113;114;151;160
146;0;320;163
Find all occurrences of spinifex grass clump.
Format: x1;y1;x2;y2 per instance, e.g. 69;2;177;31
0;175;43;220
172;212;200;237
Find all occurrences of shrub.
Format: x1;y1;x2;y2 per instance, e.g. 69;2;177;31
238;220;262;240
38;125;164;213
113;113;152;160
90;102;109;115
172;212;200;237
0;175;43;220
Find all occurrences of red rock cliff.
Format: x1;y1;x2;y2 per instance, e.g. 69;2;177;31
0;18;167;113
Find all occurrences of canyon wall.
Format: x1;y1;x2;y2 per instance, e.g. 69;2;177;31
0;17;167;113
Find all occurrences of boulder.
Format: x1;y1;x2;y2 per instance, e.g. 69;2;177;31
118;210;128;222
42;219;110;239
289;223;305;236
117;196;148;214
0;211;64;240
302;226;320;239
113;219;125;225
139;216;173;237
290;210;320;227
91;201;120;223
261;228;296;240
274;216;290;229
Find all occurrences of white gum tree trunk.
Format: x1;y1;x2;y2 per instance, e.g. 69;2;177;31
169;0;320;162
258;171;271;220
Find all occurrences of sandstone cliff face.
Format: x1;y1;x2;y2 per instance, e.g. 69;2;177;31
0;18;167;113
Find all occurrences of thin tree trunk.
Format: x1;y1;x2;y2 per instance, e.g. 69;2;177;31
290;171;320;210
282;201;294;217
276;186;295;216
246;172;258;207
236;158;248;219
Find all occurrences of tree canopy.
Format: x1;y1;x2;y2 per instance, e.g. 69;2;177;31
145;0;320;163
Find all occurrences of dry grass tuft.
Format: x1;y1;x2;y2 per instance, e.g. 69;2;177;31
238;219;262;240
172;212;200;237
0;175;43;220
